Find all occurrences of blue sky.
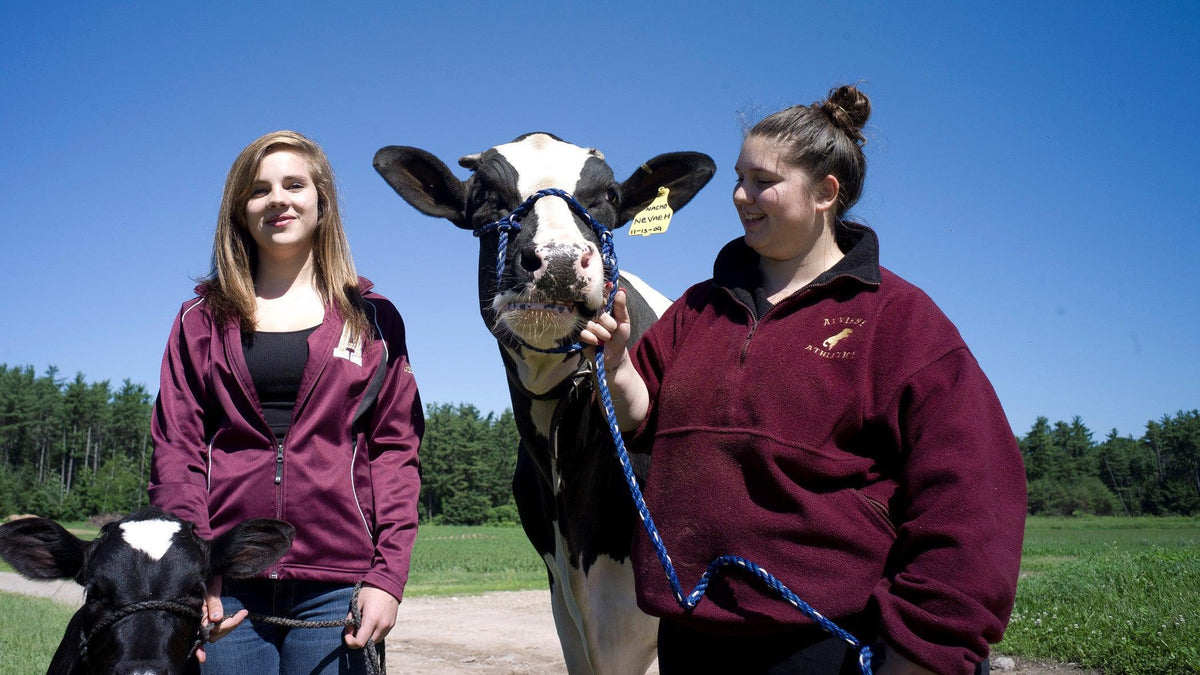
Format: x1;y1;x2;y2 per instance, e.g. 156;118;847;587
2;1;1197;440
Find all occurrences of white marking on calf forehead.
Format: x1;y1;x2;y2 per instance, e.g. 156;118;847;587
494;134;596;197
120;519;182;561
496;135;599;243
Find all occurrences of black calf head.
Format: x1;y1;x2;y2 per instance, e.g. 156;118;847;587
375;132;714;353
0;507;293;675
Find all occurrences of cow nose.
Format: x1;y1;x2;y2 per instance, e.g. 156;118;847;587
519;244;543;273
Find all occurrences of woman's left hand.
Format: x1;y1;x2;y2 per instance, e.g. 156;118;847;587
343;584;400;648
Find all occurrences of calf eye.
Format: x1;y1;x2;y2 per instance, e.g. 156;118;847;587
605;187;619;204
469;188;490;209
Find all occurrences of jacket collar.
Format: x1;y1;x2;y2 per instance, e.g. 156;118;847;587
712;220;882;298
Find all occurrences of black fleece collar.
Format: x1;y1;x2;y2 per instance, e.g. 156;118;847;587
712;221;883;315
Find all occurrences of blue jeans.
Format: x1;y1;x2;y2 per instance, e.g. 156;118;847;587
201;579;380;675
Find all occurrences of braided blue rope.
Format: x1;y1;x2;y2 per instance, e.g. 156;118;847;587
595;353;875;674
479;188;875;673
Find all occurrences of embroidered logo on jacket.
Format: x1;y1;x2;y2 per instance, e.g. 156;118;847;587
333;324;364;366
822;328;854;349
806;317;864;360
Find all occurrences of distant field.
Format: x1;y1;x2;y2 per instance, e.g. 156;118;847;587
1000;516;1200;674
405;524;545;596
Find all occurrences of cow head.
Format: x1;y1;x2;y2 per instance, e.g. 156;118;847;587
0;508;293;675
374;133;715;354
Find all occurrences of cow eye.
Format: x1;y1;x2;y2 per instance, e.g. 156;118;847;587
590;187;619;210
469;188;490;209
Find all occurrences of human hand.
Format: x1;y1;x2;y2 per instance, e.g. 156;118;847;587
195;575;248;663
580;287;632;373
343;584;399;648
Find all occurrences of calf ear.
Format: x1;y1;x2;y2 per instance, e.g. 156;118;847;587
209;519;295;580
616;152;717;228
0;517;88;581
374;146;470;229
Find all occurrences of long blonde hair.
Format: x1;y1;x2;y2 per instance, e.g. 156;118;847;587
204;130;369;341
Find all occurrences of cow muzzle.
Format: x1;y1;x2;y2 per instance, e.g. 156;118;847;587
476;189;619;354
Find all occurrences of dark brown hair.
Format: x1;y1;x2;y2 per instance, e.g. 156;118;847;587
748;85;871;218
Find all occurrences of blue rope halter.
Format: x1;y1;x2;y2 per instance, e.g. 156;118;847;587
480;187;877;674
474;188;619;355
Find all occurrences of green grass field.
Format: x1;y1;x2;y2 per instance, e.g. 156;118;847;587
404;524;545;595
999;516;1200;674
4;517;1199;673
0;592;78;674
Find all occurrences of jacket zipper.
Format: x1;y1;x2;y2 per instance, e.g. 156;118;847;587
274;440;285;485
740;320;758;364
271;438;284;580
724;277;846;363
861;492;898;536
719;287;760;364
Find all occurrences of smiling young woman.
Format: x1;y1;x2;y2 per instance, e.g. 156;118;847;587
583;86;1025;674
150;130;424;674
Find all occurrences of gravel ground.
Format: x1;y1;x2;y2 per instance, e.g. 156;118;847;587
1;572;1097;674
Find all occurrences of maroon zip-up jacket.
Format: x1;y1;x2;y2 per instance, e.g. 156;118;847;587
149;278;423;603
629;223;1025;674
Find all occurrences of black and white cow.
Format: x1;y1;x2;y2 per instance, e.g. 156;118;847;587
374;133;714;674
0;507;293;675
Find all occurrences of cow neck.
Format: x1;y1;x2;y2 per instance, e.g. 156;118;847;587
501;345;589;401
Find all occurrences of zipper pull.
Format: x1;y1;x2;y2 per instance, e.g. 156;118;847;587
274;441;284;484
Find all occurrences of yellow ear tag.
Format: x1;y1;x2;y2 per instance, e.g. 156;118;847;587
628;187;673;237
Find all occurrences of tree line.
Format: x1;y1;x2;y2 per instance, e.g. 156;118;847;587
1;363;1197;523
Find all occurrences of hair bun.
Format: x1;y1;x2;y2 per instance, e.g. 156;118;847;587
820;85;871;145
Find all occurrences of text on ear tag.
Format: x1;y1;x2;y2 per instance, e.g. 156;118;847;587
628;187;674;237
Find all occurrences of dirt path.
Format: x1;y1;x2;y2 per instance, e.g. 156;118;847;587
1;573;1095;674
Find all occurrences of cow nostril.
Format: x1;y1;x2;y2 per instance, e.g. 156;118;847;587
519;245;542;272
579;248;594;269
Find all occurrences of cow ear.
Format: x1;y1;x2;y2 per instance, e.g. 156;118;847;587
374;146;470;229
616;152;717;228
209;519;295;580
0;517;88;581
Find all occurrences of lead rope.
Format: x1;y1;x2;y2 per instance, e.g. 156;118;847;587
244;581;381;675
480;189;876;674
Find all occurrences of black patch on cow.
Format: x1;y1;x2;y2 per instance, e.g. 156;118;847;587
572;155;619;232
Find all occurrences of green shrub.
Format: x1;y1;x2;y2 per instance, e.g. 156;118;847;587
484;503;520;526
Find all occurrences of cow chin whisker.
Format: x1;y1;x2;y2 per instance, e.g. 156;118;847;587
495;308;587;350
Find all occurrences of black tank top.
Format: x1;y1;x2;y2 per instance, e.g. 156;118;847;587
242;326;318;440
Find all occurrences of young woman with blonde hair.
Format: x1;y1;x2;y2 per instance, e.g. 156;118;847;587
151;130;423;674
